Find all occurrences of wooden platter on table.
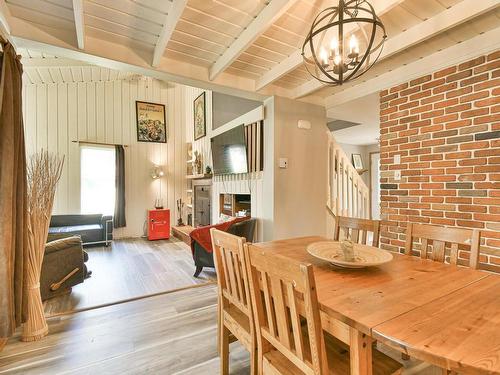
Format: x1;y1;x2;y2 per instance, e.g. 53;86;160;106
306;241;393;269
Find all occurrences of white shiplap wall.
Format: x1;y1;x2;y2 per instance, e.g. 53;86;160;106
23;77;186;238
184;86;265;242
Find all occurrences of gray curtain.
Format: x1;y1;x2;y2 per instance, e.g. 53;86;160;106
114;145;126;228
0;38;28;340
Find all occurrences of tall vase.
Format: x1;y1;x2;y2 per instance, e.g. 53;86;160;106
22;151;64;342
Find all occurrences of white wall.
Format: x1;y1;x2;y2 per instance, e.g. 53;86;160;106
23;77;186;238
272;96;328;240
337;142;379;187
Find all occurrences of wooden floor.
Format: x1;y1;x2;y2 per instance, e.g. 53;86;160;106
1;285;249;374
1;284;442;374
43;237;216;316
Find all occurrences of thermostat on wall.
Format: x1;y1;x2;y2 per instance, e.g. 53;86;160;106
298;120;311;129
279;158;288;169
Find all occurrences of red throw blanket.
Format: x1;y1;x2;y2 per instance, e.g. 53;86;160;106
190;216;249;255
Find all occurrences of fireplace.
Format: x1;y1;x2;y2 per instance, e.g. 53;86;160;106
219;194;251;217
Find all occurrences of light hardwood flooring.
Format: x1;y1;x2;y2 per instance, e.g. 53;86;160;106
43;237;216;316
1;284;442;374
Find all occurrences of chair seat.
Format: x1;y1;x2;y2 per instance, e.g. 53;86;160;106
263;330;402;375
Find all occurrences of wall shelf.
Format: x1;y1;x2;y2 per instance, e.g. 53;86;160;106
186;174;213;180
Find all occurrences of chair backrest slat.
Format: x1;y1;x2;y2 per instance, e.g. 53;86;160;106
245;244;329;375
404;223;481;269
211;228;251;315
334;216;381;247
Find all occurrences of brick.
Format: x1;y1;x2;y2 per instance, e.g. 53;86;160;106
434;129;458;138
390;82;409;93
459;141;489;150
458;124;487;135
410;75;431;86
458;158;487;166
434;66;457;78
445;151;471;159
474;60;500;74
458;190;487;197
446;197;472;204
474;78;500;91
447;135;473;144
446;182;473;189
381;93;398;103
474;114;500;125
456;220;484;229
445;119;472;130
422;94;445;105
458;205;487;213
400;86;420;97
447;86;472;99
423;78;445;90
446;70;471;83
458;56;485;70
445;103;471;114
458;174;486;182
475;131;500;141
400;115;420;124
460;73;489;87
487;51;500;61
433;114;459;124
433;145;457;153
474;97;500;108
461;108;489;119
460;90;489;103
410;90;432;101
434;82;457;94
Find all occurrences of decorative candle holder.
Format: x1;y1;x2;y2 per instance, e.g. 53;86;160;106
340;239;355;262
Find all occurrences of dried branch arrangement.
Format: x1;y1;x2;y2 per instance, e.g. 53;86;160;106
22;150;64;342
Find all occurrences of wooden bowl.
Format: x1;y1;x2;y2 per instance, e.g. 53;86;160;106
307;241;393;269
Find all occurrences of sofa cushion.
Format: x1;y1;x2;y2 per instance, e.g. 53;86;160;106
49;224;101;233
50;214;102;227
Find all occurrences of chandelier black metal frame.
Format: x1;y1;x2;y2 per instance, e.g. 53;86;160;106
302;0;387;86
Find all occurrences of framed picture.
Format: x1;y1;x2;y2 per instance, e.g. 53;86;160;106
193;92;206;140
352;153;364;170
136;101;167;143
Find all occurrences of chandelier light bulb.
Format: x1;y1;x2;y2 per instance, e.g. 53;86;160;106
334;54;342;66
330;37;339;54
319;47;328;66
349;35;359;55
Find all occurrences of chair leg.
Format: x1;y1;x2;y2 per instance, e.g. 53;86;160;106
250;342;258;375
193;266;203;277
219;324;229;375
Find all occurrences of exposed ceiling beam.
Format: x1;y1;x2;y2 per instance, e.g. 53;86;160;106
255;0;404;91
22;57;90;67
325;27;500;110
152;0;187;67
209;0;299;81
72;0;84;49
294;0;500;99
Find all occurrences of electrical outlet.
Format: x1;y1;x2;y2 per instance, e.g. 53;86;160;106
394;170;401;180
394;154;401;164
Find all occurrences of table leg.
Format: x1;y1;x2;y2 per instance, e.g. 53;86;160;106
350;328;373;375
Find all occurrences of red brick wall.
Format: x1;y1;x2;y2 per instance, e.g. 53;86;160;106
379;51;500;270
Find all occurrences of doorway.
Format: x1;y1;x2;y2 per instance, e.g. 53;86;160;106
370;152;381;220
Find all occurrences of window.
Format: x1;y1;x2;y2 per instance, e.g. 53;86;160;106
80;146;115;215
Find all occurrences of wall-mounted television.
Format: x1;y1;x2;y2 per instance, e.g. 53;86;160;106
211;125;248;175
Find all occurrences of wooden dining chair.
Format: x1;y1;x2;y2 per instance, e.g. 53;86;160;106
404;223;481;269
210;228;257;375
333;216;381;247
244;244;403;375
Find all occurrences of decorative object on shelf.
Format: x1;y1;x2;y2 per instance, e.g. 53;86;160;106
193;92;206;140
302;0;386;86
193;150;203;175
352;153;364;170
23;150;64;342
136;101;167;143
205;165;212;175
177;198;185;226
150;165;164;179
154;197;164;209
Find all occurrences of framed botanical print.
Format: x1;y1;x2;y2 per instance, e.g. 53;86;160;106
136;101;167;143
352;153;364;170
193;92;206;140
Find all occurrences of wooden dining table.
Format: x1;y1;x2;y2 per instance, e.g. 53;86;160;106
250;236;500;375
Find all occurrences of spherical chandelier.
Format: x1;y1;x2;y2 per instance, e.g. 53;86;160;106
302;0;387;86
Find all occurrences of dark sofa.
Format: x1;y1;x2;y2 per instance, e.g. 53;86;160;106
49;214;113;246
41;235;91;300
192;218;256;277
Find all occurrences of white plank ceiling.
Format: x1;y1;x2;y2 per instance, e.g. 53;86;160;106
4;0;500;101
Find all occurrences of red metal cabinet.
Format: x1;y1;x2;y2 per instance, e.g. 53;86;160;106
148;209;170;240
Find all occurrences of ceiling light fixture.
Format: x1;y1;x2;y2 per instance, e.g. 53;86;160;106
302;0;386;86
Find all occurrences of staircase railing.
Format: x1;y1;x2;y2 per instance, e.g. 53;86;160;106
327;133;370;219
